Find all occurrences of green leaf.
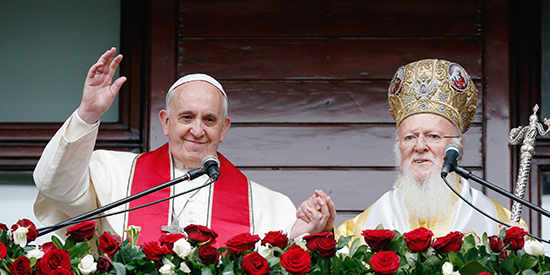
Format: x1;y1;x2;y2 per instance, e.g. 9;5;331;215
498;227;507;239
330;256;344;270
119;245;139;263
465;247;480;262
342;258;359;269
113;262;127;275
461;234;476;253
51;235;64;249
63;237;76;250
201;266;214;275
448;252;463;267
423;255;442;267
222;261;235;272
499;255;519;275
404;251;418;266
386;234;404;252
414;260;424;274
28;257;37;267
336;235;353;250
522;270;538;275
267;256;280;267
348;238;361;257
458;260;486;275
69;242;91;259
518;254;537;271
478;245;490;258
0;230;9;245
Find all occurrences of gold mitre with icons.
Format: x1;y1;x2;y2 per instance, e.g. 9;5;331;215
388;59;478;133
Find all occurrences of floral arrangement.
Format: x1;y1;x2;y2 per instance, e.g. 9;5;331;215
0;219;548;275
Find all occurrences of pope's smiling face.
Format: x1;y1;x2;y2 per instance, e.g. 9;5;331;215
397;113;461;183
159;81;231;167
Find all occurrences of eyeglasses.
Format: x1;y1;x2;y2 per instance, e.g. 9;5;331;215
400;134;460;146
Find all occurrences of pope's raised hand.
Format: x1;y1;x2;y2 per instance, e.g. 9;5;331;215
77;47;127;124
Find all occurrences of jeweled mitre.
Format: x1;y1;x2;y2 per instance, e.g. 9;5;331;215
388;59;478;133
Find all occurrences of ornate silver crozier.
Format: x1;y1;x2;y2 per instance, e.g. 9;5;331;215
508;104;550;222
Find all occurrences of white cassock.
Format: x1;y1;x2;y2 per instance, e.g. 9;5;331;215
336;178;520;242
33;111;297;239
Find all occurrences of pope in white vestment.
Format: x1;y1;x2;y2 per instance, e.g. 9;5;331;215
32;48;325;244
33;111;297;241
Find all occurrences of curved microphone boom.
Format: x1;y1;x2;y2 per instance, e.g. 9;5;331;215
37;155;217;237
201;155;220;181
441;143;463;178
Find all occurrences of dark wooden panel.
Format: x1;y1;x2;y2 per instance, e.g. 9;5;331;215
219;125;483;167
241;168;486;229
148;0;179;151
243;169;394;211
0;147;45;158
0;128;142;142
0;159;39;170
481;0;513;210
179;0;481;37
177;38;482;80
225;81;484;124
529;158;550;237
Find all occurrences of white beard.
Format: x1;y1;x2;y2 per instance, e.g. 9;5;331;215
396;153;459;223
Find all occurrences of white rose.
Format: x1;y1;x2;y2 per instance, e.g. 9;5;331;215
173;238;193;258
25;248;45;260
336;246;350;258
78;255;97;275
179;262;191;274
159;264;174;275
293;233;309;250
442;262;453;275
524;239;545;256
13;227;29;247
258;245;274;259
160;259;175;275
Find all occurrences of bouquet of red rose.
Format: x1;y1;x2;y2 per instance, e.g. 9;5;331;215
0;218;547;275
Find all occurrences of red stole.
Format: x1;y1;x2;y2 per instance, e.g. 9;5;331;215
126;143;251;245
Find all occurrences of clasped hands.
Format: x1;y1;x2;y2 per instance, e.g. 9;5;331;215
290;190;336;240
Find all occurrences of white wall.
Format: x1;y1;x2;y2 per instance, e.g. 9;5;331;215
0;185;58;245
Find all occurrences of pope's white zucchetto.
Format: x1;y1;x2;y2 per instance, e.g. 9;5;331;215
166;73;227;101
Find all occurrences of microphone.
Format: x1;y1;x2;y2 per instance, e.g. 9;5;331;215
441;143;463;178
202;155;220;181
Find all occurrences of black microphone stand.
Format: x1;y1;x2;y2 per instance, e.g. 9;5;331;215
442;175;549;244
453;165;550;220
36;168;206;237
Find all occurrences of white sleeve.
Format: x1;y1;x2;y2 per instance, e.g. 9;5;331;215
33;110;100;223
250;181;297;238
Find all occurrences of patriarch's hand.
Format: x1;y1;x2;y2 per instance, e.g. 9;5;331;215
290;189;336;239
